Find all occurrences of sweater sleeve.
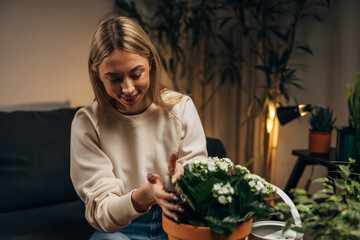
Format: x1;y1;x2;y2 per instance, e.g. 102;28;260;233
70;108;145;233
174;96;208;164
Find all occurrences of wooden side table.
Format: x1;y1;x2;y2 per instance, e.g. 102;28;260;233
284;148;337;197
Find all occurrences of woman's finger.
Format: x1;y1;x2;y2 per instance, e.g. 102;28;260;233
168;151;178;176
156;199;184;222
148;173;178;201
161;206;179;222
153;185;178;201
147;173;163;185
156;198;179;212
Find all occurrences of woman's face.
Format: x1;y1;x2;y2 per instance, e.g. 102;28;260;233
98;49;152;115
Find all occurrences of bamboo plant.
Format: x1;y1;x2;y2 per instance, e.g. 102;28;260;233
219;0;331;181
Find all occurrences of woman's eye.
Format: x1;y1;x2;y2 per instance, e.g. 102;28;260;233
131;73;142;80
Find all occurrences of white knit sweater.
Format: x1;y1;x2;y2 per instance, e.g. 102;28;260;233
70;93;207;232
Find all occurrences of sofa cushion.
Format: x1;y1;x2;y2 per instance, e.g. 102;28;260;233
0;200;93;240
0;108;80;213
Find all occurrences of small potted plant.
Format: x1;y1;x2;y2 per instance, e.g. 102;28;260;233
162;157;276;240
308;107;336;154
281;158;360;239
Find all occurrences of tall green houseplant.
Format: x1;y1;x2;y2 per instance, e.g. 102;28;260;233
337;72;360;163
219;0;331;181
347;72;360;130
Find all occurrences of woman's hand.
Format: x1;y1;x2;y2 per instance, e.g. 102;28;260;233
147;173;183;221
147;151;184;221
132;151;185;220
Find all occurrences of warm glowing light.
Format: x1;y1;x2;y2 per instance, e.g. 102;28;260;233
266;117;273;133
268;101;276;119
266;101;276;133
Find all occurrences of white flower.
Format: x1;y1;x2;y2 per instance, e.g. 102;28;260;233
224;182;234;194
212;181;235;206
235;164;250;174
219;162;229;171
208;161;216;172
249;180;256;187
218;195;227;205
213;183;221;191
223;158;234;168
255;181;264;191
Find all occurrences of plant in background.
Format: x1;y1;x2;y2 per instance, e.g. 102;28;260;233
347;72;360;129
309;107;336;132
336;71;360;162
280;158;360;240
219;0;331;182
175;156;275;236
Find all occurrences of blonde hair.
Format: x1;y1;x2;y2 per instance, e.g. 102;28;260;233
88;16;181;110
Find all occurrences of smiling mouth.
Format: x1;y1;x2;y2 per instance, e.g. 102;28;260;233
122;93;139;103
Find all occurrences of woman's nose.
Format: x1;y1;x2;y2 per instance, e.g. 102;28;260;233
121;79;135;95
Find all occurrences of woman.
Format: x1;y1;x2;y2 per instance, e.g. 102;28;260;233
70;16;207;240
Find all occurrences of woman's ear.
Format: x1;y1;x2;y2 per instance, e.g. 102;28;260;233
92;66;103;82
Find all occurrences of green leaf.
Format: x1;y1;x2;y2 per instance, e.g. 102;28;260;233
313;177;329;183
334;179;347;189
339;165;351;177
274;202;291;212
282;219;293;233
176;177;197;210
312;192;330;200
291;226;305;233
296;204;310;212
203;216;235;236
294;188;308;195
352;180;360;191
195;177;221;202
329;194;342;202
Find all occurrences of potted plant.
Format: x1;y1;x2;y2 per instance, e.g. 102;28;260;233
280;158;360;239
162;157;276;240
308;107;336;154
337;72;360;163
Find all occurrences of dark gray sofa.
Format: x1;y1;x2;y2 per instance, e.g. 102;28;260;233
0;108;226;239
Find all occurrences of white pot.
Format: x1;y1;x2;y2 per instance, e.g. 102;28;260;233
249;185;303;240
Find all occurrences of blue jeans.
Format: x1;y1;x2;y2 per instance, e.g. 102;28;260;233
89;204;168;240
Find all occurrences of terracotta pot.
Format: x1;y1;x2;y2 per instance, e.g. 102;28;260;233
162;213;253;240
308;131;331;154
